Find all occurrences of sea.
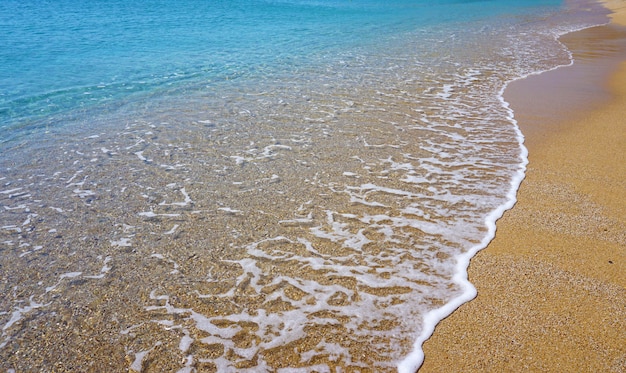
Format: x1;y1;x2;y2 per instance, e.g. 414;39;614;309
0;0;610;372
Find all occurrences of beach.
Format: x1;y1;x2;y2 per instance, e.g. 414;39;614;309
420;1;626;372
0;1;621;371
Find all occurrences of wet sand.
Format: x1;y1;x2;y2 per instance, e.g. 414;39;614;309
420;2;626;372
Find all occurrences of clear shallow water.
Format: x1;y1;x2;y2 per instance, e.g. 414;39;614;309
0;0;609;371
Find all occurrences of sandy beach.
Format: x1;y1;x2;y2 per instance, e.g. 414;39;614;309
420;1;626;372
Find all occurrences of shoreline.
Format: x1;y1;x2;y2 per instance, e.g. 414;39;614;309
419;1;626;372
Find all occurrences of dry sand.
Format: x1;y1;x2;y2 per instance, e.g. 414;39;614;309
420;2;626;372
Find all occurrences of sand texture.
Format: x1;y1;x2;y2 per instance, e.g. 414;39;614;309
419;3;626;373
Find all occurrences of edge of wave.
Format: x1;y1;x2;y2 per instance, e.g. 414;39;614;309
396;17;612;373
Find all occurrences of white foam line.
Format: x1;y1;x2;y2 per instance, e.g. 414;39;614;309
0;188;22;195
138;211;181;218
1;226;21;233
230;155;246;165
279;212;314;226
65;171;83;185
60;271;82;279
126;138;146;150
164;224;180;235
358;183;418;198
22;213;37;226
130;342;162;373
261;144;292;157
110;237;132;247
2;297;50;332
217;207;241;214
179;330;193;353
7;192;28;199
398;22;602;372
73;189;96;198
159;188;192;207
134;151;151;162
3;204;27;210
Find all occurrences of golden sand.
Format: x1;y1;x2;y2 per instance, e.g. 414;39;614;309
420;2;626;372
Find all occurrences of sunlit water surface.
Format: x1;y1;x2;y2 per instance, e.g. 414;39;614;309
0;0;609;371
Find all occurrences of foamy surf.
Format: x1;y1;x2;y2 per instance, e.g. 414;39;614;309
0;0;610;371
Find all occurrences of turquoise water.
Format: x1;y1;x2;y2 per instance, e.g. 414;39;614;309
1;0;565;137
0;0;609;371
